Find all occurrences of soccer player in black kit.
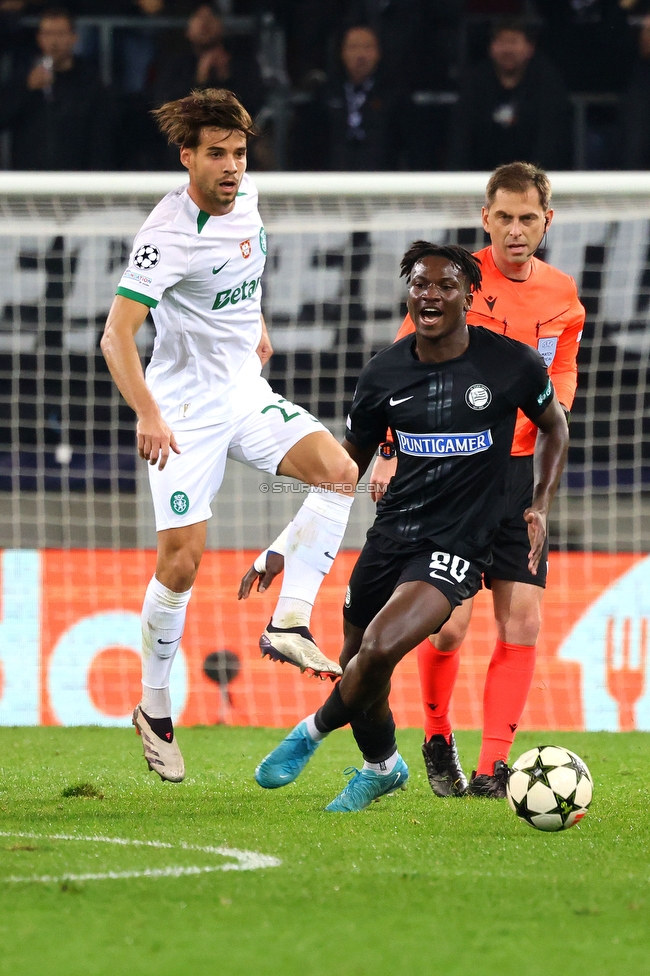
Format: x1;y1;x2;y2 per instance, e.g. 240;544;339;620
255;242;569;812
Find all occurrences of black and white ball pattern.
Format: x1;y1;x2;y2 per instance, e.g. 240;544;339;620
133;244;160;270
506;745;593;832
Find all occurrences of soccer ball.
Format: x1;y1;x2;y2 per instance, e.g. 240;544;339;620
506;745;593;832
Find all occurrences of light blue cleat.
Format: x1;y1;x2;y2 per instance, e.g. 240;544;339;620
325;756;409;812
255;720;322;789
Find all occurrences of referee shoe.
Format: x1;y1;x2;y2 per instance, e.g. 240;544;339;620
325;757;409;812
421;733;468;797
132;705;185;783
467;759;511;799
260;621;342;679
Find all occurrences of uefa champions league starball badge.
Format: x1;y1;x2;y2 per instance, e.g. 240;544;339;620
134;244;161;270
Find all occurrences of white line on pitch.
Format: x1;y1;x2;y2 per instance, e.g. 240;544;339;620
0;831;281;882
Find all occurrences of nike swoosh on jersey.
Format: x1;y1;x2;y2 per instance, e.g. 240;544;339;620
157;638;181;645
429;572;454;584
324;551;335;560
389;395;414;406
212;260;230;275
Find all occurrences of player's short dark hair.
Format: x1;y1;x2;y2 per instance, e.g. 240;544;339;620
342;23;380;42
39;6;75;29
490;17;537;45
485;161;551;212
152;88;259;148
400;242;482;293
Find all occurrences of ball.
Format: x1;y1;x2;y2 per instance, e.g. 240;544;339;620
506;745;593;832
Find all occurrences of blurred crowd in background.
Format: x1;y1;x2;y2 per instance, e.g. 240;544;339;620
2;0;650;172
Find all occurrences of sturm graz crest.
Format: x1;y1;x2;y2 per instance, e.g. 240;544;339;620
465;384;492;410
134;244;160;270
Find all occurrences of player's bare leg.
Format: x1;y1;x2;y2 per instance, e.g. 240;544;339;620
134;521;206;782
467;580;542;796
257;430;357;679
418;599;474;796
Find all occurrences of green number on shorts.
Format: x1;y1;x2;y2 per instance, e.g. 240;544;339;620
261;400;301;423
170;491;190;515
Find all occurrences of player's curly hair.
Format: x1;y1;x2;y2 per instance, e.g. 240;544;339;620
400;242;482;292
151;88;259;148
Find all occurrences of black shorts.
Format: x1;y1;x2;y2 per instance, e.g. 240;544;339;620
343;531;484;633
484;454;548;590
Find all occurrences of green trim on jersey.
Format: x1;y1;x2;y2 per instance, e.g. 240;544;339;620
197;210;211;234
236;191;246;196
116;286;159;308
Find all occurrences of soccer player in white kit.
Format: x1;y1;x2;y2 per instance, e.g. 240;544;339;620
101;89;357;782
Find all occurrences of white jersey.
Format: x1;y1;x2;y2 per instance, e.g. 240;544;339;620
116;172;266;429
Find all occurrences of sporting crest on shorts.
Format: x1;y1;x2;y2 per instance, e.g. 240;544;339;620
239;239;252;259
170;491;190;515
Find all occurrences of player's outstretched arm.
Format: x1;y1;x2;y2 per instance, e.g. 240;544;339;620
524;396;569;574
238;439;378;598
101;295;181;471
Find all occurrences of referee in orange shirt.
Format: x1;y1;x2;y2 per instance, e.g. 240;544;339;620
370;161;585;797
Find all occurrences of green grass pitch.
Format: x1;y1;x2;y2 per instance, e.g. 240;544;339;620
0;726;648;976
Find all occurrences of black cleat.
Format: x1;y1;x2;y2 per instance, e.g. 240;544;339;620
467;759;511;798
421;733;468;797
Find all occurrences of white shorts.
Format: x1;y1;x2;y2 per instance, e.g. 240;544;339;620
148;377;327;531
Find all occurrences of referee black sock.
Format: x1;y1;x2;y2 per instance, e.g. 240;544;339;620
351;710;397;764
314;682;357;734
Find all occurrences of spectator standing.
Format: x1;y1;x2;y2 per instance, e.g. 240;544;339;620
152;4;265;119
291;24;404;170
448;20;571;171
0;7;118;170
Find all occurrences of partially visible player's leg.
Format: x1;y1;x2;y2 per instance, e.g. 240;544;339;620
233;386;357;676
266;430;356;667
136;423;228;781
418;600;473;796
321;581;452;811
473;579;542;783
135;522;206;783
255;619;363;789
468;454;547;797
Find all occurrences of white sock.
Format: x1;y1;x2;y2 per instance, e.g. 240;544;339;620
272;596;311;629
141;685;171;718
363;750;399;775
141;575;192;718
304;713;328;742
272;489;354;629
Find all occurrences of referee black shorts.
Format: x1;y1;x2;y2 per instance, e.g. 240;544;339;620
484;454;548;590
343;529;483;633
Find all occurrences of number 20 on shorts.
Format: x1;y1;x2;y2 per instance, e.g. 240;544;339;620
429;550;470;583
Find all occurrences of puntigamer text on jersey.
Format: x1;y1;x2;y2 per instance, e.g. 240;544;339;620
396;430;494;457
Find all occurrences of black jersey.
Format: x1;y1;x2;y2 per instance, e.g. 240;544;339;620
345;327;553;561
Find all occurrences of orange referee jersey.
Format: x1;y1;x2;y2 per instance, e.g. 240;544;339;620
393;245;585;455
